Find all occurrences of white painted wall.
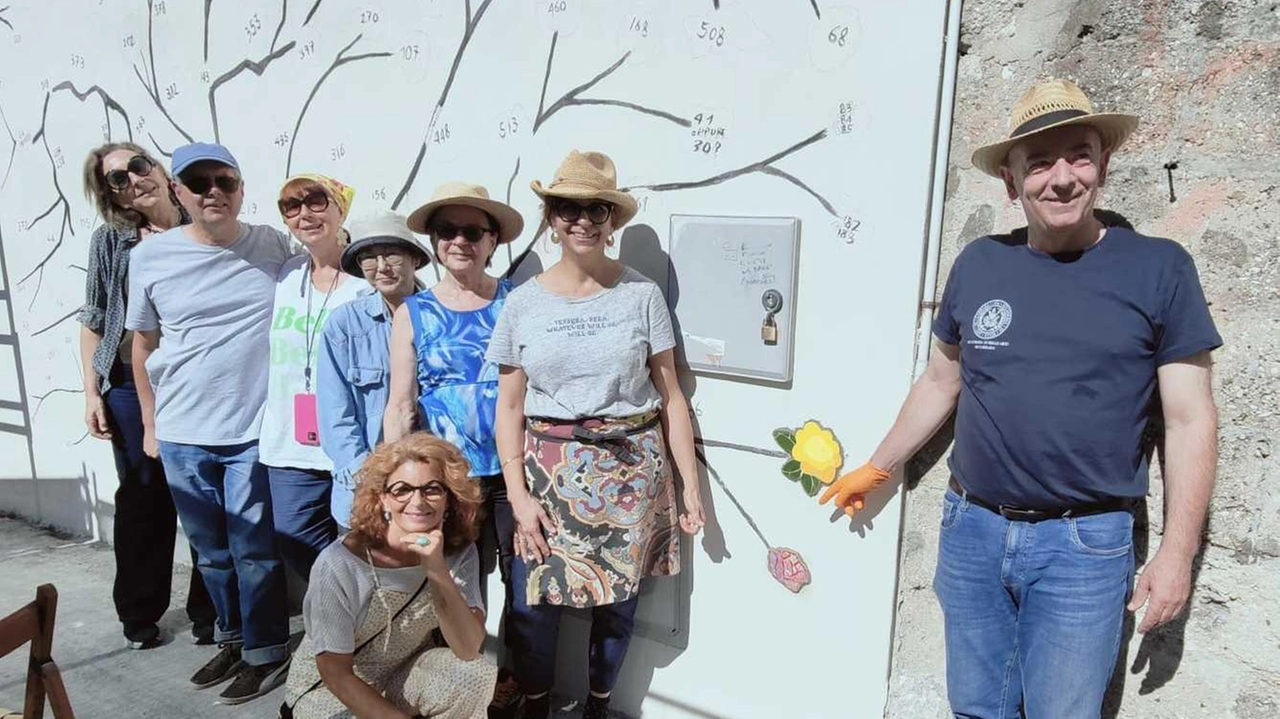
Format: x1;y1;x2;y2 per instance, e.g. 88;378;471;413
0;1;949;716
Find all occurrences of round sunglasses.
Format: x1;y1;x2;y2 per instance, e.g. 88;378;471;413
104;155;155;191
551;199;613;225
278;189;330;219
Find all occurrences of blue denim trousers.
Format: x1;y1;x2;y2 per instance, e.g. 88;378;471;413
933;486;1135;719
507;552;639;695
266;466;337;581
159;440;289;665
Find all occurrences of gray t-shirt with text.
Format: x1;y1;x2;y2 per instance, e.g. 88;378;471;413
126;222;297;445
486;267;676;420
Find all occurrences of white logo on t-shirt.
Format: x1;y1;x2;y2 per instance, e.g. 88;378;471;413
972;299;1012;340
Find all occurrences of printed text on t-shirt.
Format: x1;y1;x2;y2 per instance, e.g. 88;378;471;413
546;315;622;338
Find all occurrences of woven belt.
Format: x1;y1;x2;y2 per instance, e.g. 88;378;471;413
948;477;1135;523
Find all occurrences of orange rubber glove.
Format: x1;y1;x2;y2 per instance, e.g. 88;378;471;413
819;462;891;516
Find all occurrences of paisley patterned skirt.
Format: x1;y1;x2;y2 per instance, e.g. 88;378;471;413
522;411;681;607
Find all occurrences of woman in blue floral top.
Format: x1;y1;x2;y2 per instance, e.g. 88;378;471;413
386;183;524;682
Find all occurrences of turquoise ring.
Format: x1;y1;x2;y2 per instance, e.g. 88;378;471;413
416;536;430;547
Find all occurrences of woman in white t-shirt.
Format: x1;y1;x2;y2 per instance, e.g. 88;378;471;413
260;174;369;581
280;433;497;719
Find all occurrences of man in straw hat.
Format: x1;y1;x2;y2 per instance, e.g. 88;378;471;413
821;80;1221;715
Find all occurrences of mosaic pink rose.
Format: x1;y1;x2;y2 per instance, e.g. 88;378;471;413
767;547;812;594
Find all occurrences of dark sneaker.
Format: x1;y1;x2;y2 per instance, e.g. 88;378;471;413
191;621;216;646
521;693;550;719
582;694;611;719
216;658;289;706
190;645;243;689
124;625;162;650
488;668;522;719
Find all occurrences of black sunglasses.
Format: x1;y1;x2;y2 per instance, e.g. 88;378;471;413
104;155;155;191
181;173;241;195
552;199;612;225
430;222;495;244
278;189;330;219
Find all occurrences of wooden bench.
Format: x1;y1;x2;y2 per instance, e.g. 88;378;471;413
0;585;74;718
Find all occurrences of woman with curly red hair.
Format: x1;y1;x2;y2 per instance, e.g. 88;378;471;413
280;434;497;719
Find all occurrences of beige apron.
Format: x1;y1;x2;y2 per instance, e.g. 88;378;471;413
282;551;496;718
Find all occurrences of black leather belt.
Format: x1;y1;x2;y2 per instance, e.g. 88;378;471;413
948;477;1135;523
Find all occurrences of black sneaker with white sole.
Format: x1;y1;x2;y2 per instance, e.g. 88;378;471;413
217;657;289;705
190;645;244;689
124;625;162;651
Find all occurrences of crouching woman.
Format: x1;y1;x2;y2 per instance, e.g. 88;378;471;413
281;434;497;719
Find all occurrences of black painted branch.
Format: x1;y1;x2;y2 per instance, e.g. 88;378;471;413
391;0;494;210
571;98;691;128
534;33;636;134
621;128;828;194
302;0;322;26
20;92;74;309
30;308;79;337
0;100;15;189
759;166;838;217
809;0;821;19
51;81;133;143
504;156;520;266
147;131;173;157
286;34;392;176
31;387;83;420
27;197;59;229
208;40;296;142
695;437;788;460
696;447;772;550
269;0;287;53
136;0;195;144
203;0;213;63
0;5;11;31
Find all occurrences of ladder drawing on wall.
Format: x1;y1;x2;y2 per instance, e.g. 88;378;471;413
0;224;39;479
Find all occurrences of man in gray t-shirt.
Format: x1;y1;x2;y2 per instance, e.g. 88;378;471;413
125;142;293;705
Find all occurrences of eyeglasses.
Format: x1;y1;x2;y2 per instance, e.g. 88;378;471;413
384;481;448;502
551;200;612;225
181;173;241;195
357;249;408;270
105;155;155;191
278;189;330;219
430;223;494;244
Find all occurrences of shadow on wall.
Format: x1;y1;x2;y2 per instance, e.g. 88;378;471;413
0;464;102;538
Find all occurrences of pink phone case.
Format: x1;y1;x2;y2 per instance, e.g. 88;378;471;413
294;393;320;446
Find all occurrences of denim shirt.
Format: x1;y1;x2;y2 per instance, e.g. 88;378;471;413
316;291;391;526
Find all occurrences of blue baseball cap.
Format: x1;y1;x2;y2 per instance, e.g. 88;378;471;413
171;142;240;176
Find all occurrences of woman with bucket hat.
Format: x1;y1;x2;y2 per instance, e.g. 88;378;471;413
315;210;431;529
260;174;369;581
486;150;705;719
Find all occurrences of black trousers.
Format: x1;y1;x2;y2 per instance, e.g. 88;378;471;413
478;474;515;623
104;368;216;638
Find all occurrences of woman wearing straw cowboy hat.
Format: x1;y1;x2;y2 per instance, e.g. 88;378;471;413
822;79;1220;718
487;150;705;719
315;210;431;530
260;173;369;582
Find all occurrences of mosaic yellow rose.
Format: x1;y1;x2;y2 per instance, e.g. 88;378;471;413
790;420;843;484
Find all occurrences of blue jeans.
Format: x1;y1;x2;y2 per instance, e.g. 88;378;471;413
266;466;337;581
507;553;639;695
933;486;1135;719
159;440;289;665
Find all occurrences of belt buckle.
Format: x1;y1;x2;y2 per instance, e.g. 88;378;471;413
998;505;1049;523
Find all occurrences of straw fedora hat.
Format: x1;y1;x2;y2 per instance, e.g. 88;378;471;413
971;79;1139;178
341;210;432;277
531;150;639;229
406;182;525;244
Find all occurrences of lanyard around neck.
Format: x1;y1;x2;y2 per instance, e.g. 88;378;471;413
302;259;341;392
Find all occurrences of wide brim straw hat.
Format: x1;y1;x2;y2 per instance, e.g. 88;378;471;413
971;79;1139;178
531;150;639;229
405;182;524;244
340;210;432;277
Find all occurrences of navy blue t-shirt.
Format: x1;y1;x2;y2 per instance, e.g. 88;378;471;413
933;226;1221;507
